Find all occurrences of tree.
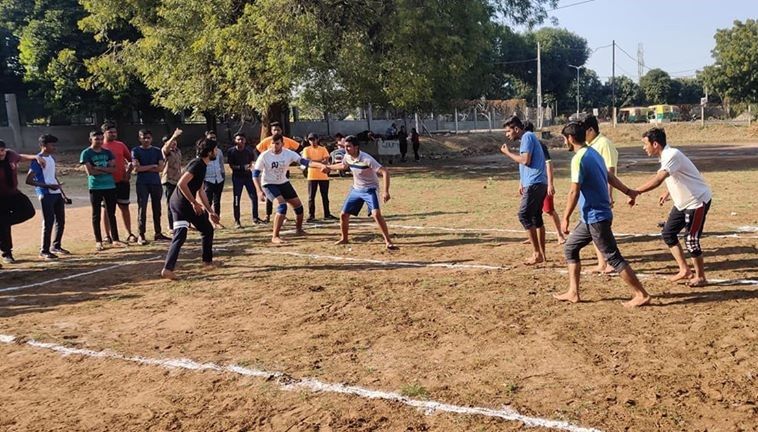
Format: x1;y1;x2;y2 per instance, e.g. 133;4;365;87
701;19;757;104
613;76;645;107
671;77;703;104
640;68;672;104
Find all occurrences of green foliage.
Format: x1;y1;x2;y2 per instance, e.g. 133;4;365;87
701;19;757;103
640;68;672;105
614;76;644;107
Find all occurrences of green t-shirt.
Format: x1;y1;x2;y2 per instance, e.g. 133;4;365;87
79;147;116;190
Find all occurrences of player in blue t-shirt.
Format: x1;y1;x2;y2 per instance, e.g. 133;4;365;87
500;116;548;265
555;122;650;308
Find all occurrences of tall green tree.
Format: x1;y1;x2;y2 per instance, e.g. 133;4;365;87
640;68;673;105
613;76;645;107
701;19;757;104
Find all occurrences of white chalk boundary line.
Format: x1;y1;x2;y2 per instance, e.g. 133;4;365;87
0;334;601;432
299;221;758;240
0;255;164;294
251;249;507;271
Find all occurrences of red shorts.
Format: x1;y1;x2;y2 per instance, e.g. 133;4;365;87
542;193;555;213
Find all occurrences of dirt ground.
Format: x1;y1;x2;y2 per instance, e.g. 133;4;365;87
0;133;756;431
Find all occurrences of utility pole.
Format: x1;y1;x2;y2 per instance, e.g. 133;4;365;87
637;43;644;84
568;64;581;118
611;40;616;127
537;41;542;129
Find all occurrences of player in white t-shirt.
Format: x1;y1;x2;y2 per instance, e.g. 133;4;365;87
313;136;397;250
631;128;712;287
254;133;311;244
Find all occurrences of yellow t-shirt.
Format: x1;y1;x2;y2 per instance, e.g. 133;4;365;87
301;146;330;180
256;136;300;153
589;133;618;169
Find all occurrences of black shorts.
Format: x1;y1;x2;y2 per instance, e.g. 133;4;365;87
263;182;298;202
518;183;547;229
115;181;131;205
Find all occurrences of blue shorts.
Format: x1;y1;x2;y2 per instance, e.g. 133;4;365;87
263;182;298;202
342;188;380;216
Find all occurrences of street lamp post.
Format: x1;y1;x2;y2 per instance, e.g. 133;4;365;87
568;64;581;118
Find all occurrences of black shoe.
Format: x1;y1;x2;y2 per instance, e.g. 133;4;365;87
234;221;243;229
324;214;338;220
306;216;316;223
50;247;71;255
126;234;138;243
39;252;59;260
253;218;264;225
154;233;171;241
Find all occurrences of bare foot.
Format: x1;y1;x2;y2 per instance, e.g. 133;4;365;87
668;269;693;282
161;268;177;280
271;237;285;244
553;291;580;303
202;261;222;271
334;238;349;245
590;264;614;274
557;237;566;245
623;294;651;308
521;239;530;244
686;278;708;287
523;254;544;266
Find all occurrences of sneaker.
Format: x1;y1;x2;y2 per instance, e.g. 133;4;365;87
324;214;338;220
253;218;264;225
2;255;15;264
104;236;113;244
126;234;138;243
95;242;105;251
154;233;171;241
50;247;71;255
137;236;149;246
234;221;243;229
39;252;59;260
306;216;316;223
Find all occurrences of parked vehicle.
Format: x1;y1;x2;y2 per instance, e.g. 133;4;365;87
648;104;681;123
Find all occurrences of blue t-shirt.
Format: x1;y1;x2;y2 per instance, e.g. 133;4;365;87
29;153;60;197
79;147;116;190
131;146;164;185
518;131;547;186
570;146;612;224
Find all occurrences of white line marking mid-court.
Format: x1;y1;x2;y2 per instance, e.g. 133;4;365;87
0;255;163;294
0;334;602;432
252;249;506;271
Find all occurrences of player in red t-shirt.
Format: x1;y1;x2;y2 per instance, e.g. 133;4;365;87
101;122;137;243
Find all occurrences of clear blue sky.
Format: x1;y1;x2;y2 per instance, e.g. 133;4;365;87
530;0;757;82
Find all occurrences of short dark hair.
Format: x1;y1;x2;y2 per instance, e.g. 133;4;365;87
101;122;116;132
561;122;586;143
522;120;535;132
205;130;216;137
0;140;6;148
334;133;344;139
642;127;667;147
89;130;103;138
503;115;524;130
270;121;281;128
39;134;58;146
196;137;217;158
138;128;152;137
344;135;358;145
583;115;599;134
271;132;283;143
234;133;246;139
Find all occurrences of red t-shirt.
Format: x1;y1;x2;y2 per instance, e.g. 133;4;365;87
102;140;132;183
0;150;21;196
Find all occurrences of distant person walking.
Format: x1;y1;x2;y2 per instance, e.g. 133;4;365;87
227;132;261;228
397;125;408;162
301;133;336;222
411;128;420;161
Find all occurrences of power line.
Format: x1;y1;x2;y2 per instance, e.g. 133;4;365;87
547;0;597;12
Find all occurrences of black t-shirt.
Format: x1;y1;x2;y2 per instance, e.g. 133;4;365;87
540;142;551;161
170;158;207;207
227;146;256;177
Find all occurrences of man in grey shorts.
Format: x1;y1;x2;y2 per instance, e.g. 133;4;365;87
555;122;651;308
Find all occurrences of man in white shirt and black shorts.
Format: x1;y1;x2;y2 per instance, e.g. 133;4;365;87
632;128;712;287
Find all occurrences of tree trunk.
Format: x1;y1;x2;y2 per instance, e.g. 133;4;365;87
260;101;290;138
203;111;217;134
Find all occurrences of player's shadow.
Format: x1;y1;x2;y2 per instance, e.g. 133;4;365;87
632;246;757;273
653;286;758;306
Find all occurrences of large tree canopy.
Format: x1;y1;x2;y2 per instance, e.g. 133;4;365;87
701;19;757;104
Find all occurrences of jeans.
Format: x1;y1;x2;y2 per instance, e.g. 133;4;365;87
232;175;259;222
163;182;176;229
307;180;331;218
40;194;65;253
90;189;119;242
204;181;224;216
137;183;163;236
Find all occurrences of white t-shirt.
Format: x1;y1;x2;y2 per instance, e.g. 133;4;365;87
39;154;61;195
342;151;382;190
659;147;711;210
254;148;303;185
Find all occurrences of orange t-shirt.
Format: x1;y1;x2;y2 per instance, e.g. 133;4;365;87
256;136;300;153
102;140;132;183
301;146;330;181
